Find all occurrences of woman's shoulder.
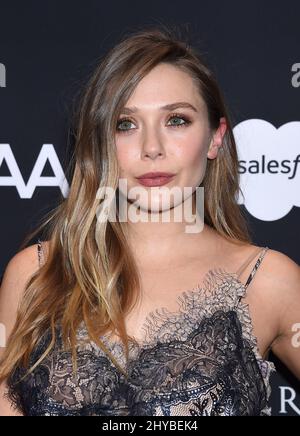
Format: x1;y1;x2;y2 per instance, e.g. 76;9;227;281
1;242;41;288
255;246;300;378
247;244;300;293
0;241;48;352
224;238;299;284
260;246;300;316
221;239;300;306
3;239;51;274
0;239;51;313
236;243;300;330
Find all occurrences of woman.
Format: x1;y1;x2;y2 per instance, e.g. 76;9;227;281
0;26;299;416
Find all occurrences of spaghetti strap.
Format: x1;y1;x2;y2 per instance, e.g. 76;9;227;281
235;246;269;308
236;246;269;290
37;238;44;268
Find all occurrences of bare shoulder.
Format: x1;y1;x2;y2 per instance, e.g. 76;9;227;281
0;242;46;343
1;242;41;290
263;247;300;318
245;243;299;291
258;247;300;296
0;239;51;305
229;240;299;287
261;247;300;378
246;245;300;336
225;241;300;315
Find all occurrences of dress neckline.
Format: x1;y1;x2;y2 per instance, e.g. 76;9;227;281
81;263;273;375
100;246;269;352
102;266;246;347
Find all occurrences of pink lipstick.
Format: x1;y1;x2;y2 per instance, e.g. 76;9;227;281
136;172;175;187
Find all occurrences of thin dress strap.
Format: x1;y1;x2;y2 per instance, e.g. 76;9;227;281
235;246;269;305
37;238;44;268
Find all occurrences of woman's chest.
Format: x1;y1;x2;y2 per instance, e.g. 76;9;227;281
110;266;275;360
21;309;271;416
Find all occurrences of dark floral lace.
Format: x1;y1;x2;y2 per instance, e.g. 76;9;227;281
5;244;276;416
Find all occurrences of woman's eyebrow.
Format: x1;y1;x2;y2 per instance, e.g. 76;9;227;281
121;102;199;115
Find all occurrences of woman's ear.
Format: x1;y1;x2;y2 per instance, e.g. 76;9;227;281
207;117;227;160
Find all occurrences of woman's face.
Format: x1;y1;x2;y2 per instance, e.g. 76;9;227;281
115;62;226;214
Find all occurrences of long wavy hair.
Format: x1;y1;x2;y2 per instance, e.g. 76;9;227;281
0;24;252;383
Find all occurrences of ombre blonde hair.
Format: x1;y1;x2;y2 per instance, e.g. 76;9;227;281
0;24;252;383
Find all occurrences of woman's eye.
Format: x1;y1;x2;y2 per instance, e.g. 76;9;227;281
167;115;190;128
116;118;135;132
116;114;191;133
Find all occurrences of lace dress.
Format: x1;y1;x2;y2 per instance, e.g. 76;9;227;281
5;242;276;416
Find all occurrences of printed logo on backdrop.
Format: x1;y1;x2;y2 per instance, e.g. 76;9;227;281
0;144;69;198
291;63;300;88
0;63;6;87
234;119;300;220
279;387;300;415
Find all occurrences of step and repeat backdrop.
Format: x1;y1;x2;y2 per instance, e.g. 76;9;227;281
0;1;299;416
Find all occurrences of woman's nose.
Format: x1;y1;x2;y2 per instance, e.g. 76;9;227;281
140;129;166;160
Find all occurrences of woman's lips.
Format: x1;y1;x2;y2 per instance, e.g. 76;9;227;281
136;175;175;187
